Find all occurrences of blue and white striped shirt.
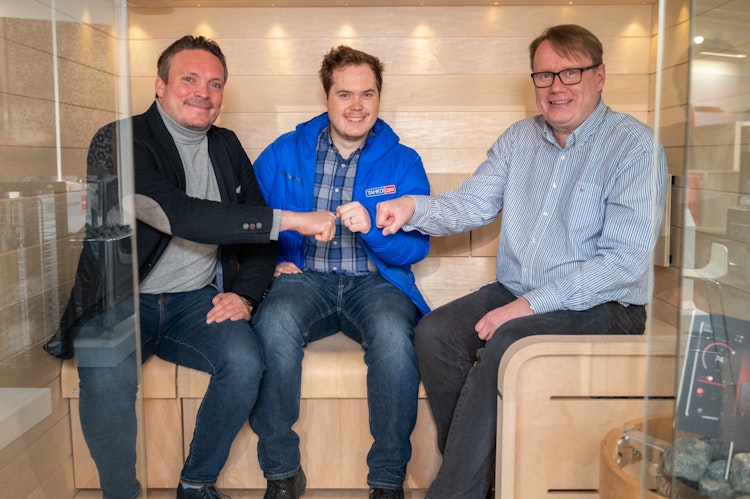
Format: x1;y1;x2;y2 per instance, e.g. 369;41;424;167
408;100;668;313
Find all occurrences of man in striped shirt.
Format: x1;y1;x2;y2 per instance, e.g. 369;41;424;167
375;24;668;499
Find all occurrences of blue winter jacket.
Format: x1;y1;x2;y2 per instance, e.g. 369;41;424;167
254;113;431;315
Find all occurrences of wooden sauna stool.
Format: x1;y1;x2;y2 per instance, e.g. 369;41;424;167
61;356;182;489
495;332;677;499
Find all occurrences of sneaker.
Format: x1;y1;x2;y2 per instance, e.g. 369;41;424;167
369;488;404;499
263;467;307;499
176;483;231;498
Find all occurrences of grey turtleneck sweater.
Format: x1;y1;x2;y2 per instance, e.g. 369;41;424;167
139;101;221;294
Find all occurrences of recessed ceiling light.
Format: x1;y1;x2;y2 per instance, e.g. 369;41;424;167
699;51;747;59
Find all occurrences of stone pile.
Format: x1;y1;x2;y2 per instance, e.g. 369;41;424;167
661;437;750;498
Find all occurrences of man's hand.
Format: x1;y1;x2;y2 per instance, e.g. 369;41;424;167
337;201;371;234
206;292;252;324
274;261;302;277
375;196;416;236
474;297;534;341
280;210;336;241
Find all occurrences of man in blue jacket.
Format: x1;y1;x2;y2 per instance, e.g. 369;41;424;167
250;46;430;499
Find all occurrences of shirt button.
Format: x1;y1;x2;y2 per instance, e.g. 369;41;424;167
522;267;528;273
333;241;338;245
543;212;548;217
552;183;557;189
560;155;566;160
531;238;536;244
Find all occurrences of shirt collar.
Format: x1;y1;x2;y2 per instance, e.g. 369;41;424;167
322;125;372;160
542;98;607;149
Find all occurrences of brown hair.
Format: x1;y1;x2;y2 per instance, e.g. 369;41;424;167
318;45;384;96
157;35;228;83
528;25;603;70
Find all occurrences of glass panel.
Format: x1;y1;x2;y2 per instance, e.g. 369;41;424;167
670;0;750;497
0;1;142;497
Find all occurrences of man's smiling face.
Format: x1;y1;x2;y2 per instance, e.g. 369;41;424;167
155;49;225;131
325;63;380;154
533;39;605;145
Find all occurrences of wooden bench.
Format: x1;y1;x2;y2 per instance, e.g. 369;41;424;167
59;174;678;495
60;253;498;491
61;276;677;496
496;331;677;498
61;333;443;490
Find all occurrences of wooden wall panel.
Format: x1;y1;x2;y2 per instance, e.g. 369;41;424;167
129;34;650;78
127;6;651;41
128;4;654;185
131;73;649;116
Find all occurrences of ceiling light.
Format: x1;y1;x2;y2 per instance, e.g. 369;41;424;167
699;51;747;59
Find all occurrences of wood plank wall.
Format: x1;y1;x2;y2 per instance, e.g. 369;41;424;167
127;5;656;172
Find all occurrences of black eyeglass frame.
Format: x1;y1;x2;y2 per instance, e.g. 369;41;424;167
530;64;601;88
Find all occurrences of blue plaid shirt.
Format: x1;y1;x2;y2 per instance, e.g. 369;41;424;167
304;127;376;275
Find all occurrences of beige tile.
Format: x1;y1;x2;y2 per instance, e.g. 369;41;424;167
58;58;117;111
56;21;117;75
1;94;57;148
60;104;120;149
2;17;53;55
2;38;55;101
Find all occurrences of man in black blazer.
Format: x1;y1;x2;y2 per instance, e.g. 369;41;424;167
46;35;334;499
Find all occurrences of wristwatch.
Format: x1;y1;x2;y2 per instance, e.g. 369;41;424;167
239;295;258;315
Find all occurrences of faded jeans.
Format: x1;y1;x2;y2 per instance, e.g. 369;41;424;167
78;286;264;499
249;272;419;490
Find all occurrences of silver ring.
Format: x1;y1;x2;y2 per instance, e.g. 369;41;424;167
349;217;354;225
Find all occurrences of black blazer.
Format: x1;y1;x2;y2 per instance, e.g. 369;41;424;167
131;102;277;295
44;101;278;358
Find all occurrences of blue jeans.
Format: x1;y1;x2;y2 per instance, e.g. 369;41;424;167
78;286;264;499
417;282;646;499
249;272;419;489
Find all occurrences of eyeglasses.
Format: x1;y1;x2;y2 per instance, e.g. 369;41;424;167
530;64;601;88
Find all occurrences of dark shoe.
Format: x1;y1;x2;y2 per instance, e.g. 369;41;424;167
264;468;307;499
369;488;404;499
176;483;231;498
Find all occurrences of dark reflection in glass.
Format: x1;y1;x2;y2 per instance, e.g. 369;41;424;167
40;34;298;499
44;122;141;495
